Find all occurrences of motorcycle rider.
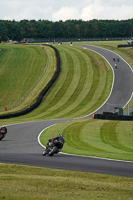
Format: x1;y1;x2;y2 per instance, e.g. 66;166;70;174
115;64;117;69
0;125;7;140
47;134;65;149
43;134;65;155
0;125;7;136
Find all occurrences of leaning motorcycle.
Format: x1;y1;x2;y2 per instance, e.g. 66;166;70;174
0;130;7;141
43;140;62;156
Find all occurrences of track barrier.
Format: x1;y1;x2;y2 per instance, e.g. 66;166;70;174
93;112;133;121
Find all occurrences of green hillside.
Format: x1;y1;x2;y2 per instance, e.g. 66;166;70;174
19;44;113;120
0;43;56;114
0;43;113;120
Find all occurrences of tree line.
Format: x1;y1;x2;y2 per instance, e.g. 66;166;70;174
0;19;133;42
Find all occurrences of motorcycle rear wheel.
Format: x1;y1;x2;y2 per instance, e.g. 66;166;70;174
49;146;58;156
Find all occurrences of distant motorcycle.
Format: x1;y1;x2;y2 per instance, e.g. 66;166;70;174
0;126;7;141
43;140;62;156
115;64;117;69
113;57;115;61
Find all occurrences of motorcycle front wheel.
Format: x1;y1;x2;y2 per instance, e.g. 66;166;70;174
0;134;4;141
49;146;58;156
42;151;47;156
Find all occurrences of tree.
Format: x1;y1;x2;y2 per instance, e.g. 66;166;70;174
0;21;8;41
0;19;133;41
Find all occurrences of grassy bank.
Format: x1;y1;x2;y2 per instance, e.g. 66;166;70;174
17;45;113;120
0;41;132;119
0;164;133;200
40;119;133;161
0;43;56;114
0;43;113;120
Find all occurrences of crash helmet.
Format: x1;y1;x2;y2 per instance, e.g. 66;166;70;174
1;125;7;131
58;134;62;137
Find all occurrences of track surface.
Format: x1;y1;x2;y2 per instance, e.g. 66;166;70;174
0;45;133;177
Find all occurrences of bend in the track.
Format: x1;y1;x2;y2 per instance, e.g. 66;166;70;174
0;45;133;177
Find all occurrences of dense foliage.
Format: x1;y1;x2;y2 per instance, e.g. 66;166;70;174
0;19;133;41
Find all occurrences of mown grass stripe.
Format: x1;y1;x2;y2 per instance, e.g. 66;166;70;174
38;46;83;117
58;48;112;118
62;120;108;154
100;121;133;153
40;118;133;161
117;122;133;150
58;49;100;118
48;47;89;118
77;53;113;116
36;48;76;116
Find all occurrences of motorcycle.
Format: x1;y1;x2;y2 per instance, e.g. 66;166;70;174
0;129;7;141
43;140;62;156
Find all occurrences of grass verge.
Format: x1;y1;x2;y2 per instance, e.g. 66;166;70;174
0;164;133;200
40;119;133;161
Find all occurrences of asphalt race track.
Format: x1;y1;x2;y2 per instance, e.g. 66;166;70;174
0;45;133;178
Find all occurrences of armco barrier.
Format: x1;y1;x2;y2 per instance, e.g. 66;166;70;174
0;45;61;119
93;113;133;121
118;44;133;48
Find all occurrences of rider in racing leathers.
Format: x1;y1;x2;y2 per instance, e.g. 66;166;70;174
0;125;7;136
43;134;65;156
48;134;65;149
0;125;7;140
